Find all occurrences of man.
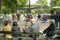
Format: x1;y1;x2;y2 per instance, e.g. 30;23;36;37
54;12;59;27
43;20;55;40
28;22;40;40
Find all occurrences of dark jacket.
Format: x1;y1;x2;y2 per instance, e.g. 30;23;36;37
12;26;19;31
54;15;59;22
38;14;41;18
58;15;60;22
43;24;55;37
12;26;20;37
50;14;54;19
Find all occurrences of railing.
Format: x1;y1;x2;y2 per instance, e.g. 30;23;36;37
0;30;59;40
55;30;60;37
0;37;33;40
0;31;42;35
0;31;42;40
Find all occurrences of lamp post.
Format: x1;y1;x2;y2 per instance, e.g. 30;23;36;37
0;0;2;13
29;0;31;13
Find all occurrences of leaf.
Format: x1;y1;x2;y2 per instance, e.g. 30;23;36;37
2;0;28;13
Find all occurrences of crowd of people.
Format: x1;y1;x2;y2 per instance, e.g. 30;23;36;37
0;12;60;40
51;12;60;28
0;13;39;40
2;19;56;40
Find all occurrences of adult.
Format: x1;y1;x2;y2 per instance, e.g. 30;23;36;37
43;20;55;40
43;15;48;22
50;10;54;19
12;14;17;21
28;22;40;40
58;13;60;27
12;21;20;37
37;14;41;20
2;20;12;40
54;12;59;27
16;13;20;21
7;13;12;21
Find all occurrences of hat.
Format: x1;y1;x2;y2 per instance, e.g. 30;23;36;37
50;19;55;24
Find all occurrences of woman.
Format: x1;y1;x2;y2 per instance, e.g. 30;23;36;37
3;20;12;40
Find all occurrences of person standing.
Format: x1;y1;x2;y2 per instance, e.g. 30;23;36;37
54;12;59;28
50;10;54;19
7;13;12;21
16;13;20;21
37;14;41;21
58;13;60;27
12;14;17;21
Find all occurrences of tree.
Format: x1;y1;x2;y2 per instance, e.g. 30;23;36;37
50;0;60;12
56;0;60;6
2;0;28;13
2;0;17;13
17;0;28;7
50;0;60;6
50;0;57;7
36;0;47;6
56;0;60;12
36;0;51;12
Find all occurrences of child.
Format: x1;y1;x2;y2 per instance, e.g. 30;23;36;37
12;21;20;37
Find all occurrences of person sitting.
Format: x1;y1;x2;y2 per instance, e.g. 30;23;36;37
3;20;12;40
43;20;55;40
12;21;20;37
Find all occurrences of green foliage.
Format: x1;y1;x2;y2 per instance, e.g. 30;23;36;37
36;0;51;13
50;0;60;6
2;0;17;13
56;9;60;12
2;0;17;8
36;0;47;6
51;0;60;12
55;0;60;12
17;0;28;7
2;0;28;13
56;0;60;6
45;7;52;12
50;0;57;7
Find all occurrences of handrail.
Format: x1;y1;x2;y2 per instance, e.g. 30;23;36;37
55;30;60;34
0;31;42;35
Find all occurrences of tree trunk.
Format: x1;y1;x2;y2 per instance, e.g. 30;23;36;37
0;0;2;13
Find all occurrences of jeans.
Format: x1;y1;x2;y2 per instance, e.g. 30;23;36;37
59;22;60;27
55;22;58;27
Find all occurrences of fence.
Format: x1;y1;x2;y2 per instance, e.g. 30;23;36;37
0;31;42;40
0;37;33;40
0;30;60;40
